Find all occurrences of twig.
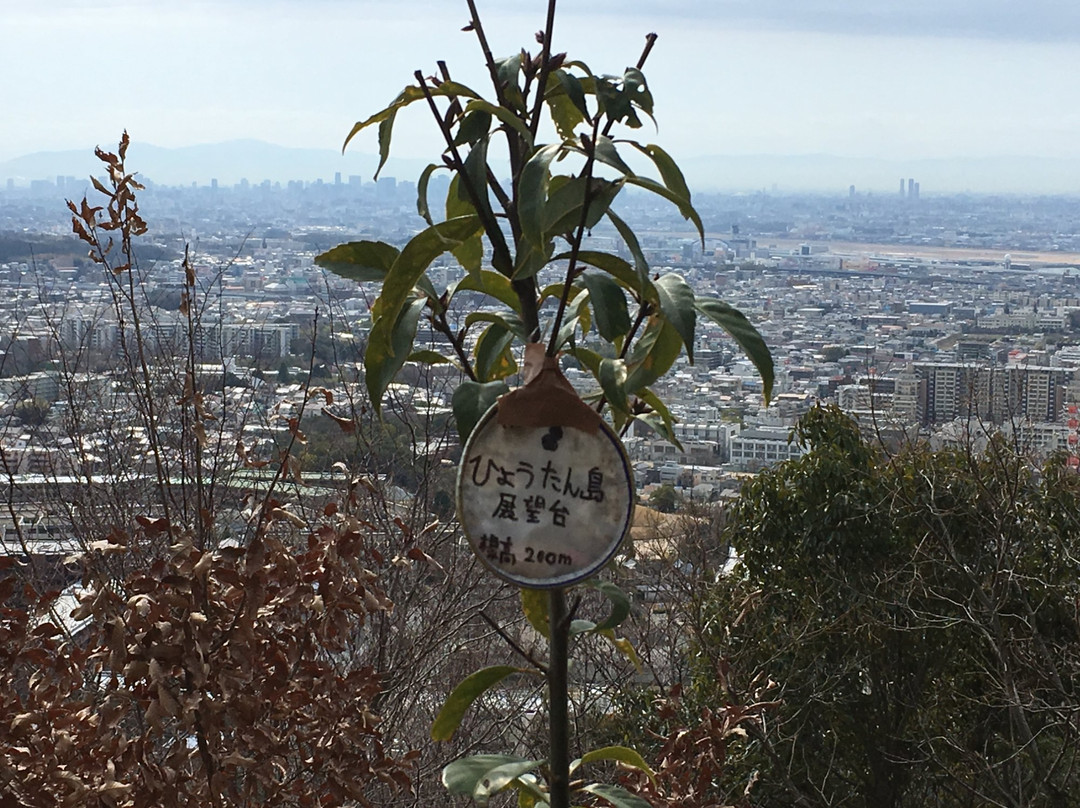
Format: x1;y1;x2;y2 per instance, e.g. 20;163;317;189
546;118;602;356
527;0;560;140
414;70;515;278
479;610;548;673
430;310;478;381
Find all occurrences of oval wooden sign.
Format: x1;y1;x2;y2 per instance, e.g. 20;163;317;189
457;404;634;588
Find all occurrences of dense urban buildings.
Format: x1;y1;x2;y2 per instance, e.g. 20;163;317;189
3;173;1080;521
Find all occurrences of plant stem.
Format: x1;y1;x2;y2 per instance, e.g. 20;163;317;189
545;119;602;357
465;0;504;107
548;587;571;808
431;311;478;381
528;0;559;140
413;71;515;279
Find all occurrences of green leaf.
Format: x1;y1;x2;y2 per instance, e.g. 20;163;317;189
466;98;534;145
546;95;586;141
539;281;567;305
452;270;523;312
341;87;422;173
575;746;656;786
375;111;398;181
579;783;653;808
633;411;680;448
546;92;586;141
583;179;623;230
568;346;604;378
342;81;480;171
627;142;691;208
637;387;677;428
625;317;683;394
447;172;475;219
408;349;454;366
452;108;492;147
496;53;525;111
518;144;562;247
561;251;646;301
368;215;482;366
572;293;593;347
443;755;532;795
521;588;550;639
517;784;547;808
416;163;441;225
365;297;427;414
443;174;486;276
654;272;697;364
512;240;555;281
462;135;493;222
595;76;636;128
452;379;509;442
569;619;598;636
544;178;623;239
605;210;650;293
475;322;518;382
473;759;545;804
622;67;654;118
552;314;581;352
696;297;774;403
551;68;589;120
344;83;474;147
598;357;630;416
585;579;631;631
466;311;528;340
591;134;634;177
625;175;704;243
542;175;587;238
315;240;399;283
598;629;642;671
579;272;631;342
454;232;485;276
431;665;523;741
637;388;682;449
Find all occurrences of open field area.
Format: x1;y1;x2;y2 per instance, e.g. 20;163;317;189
765;238;1080;267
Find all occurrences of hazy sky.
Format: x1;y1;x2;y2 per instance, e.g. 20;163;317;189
4;0;1080;166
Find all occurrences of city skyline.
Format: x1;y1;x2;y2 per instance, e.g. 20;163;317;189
4;0;1080;193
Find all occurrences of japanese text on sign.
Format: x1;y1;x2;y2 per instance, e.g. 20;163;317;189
457;412;634;588
467;455;605;529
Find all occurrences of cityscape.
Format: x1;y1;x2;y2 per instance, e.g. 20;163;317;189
5;0;1080;799
8;151;1080;803
4;162;1080;516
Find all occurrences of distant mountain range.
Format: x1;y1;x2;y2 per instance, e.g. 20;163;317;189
2;139;1078;195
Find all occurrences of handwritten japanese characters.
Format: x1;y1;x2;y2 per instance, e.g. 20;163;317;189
457;412;634;588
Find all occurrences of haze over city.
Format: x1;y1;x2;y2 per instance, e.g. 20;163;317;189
4;0;1080;193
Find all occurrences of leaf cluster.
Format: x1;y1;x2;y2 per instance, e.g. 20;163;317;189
428;582;653;806
315;3;772;443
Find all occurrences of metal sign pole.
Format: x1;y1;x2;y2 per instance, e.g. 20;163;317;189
548;587;570;808
455;354;635;806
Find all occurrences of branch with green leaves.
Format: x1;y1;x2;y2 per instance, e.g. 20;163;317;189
430;583;654;808
314;2;772;446
314;3;775;805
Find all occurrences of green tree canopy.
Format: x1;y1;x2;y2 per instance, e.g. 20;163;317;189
697;406;1080;808
648;483;680;514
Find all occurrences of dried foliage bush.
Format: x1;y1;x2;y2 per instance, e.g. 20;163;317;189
0;136;414;807
1;515;412;807
618;684;770;808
